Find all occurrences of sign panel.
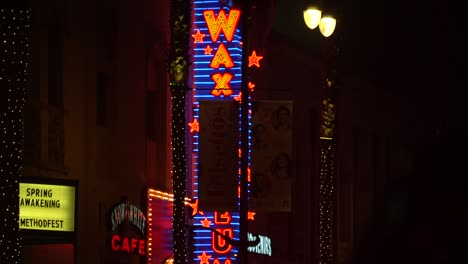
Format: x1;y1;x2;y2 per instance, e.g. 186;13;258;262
19;182;76;232
198;100;239;212
250;101;293;212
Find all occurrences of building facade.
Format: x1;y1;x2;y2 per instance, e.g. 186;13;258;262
15;0;418;263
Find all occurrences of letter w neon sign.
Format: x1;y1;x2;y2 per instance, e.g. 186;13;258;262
203;9;240;42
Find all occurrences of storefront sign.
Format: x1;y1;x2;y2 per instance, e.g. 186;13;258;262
247;233;272;256
19;182;76;232
108;199;146;256
110;234;145;255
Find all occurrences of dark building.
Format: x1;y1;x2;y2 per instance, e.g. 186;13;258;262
6;0;435;263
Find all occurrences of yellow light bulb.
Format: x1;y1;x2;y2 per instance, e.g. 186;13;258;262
303;8;322;30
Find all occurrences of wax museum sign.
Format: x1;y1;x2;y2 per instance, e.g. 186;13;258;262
19;182;76;232
108;199;147;256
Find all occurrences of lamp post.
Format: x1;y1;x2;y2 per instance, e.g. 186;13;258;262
303;1;341;264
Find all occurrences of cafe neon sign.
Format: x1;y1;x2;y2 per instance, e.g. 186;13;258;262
109;200;147;256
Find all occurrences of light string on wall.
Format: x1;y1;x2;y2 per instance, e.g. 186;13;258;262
168;0;192;263
0;6;31;264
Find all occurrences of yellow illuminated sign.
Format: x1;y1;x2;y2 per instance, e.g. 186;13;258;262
19;183;76;232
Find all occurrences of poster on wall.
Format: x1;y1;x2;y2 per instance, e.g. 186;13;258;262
198;100;239;212
250;100;293;212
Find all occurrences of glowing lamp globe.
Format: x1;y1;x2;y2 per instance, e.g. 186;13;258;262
303;7;322;30
319;16;336;37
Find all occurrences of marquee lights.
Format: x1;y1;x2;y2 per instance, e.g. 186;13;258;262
148;188;260;263
147;189;191;204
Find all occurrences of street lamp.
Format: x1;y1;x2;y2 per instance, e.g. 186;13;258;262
303;1;336;37
303;6;322;30
303;1;340;264
318;14;336;37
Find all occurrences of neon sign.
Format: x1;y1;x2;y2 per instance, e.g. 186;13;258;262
111;234;146;255
191;1;243;263
247;233;272;256
108;199;146;256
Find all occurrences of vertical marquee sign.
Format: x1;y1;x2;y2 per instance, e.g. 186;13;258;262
190;1;243;263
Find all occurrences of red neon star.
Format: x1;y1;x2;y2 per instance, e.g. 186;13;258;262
248;82;256;91
198;251;212;264
201;217;211;228
234;92;242;102
189;199;198;216
248;211;256;220
248;50;263;67
188;118;199;132
204;45;213;55
192;30;206;43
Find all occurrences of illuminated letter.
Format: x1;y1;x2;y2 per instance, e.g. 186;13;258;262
204;9;240;42
211;73;233;97
214;211;232;224
139;239;146;255
121;237;130;252
210;44;234;69
111;235;121;251
131;238;138;253
212;228;233;254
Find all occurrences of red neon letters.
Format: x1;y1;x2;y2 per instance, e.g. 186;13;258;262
111;234;145;255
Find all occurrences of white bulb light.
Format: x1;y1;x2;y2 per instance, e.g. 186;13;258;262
319;16;336;37
303;8;322;30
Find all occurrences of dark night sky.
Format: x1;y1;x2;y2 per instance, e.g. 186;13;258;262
271;0;466;132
